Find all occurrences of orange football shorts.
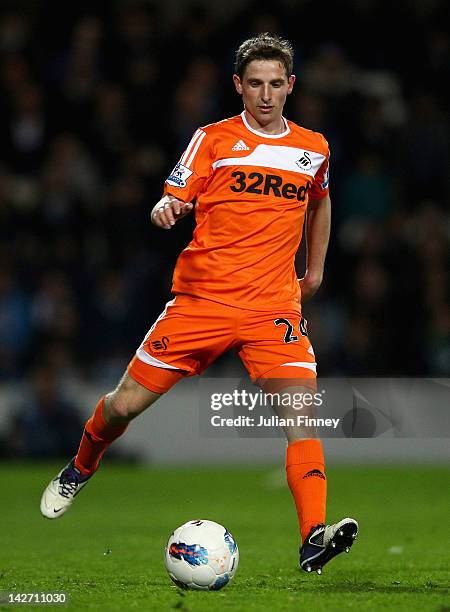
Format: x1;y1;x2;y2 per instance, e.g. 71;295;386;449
127;294;317;394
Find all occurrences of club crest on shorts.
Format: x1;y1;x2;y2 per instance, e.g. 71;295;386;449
149;336;170;354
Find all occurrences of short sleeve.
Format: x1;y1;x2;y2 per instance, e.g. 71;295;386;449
164;129;213;202
309;145;330;201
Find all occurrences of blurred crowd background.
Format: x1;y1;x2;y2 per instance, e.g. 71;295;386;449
0;0;449;456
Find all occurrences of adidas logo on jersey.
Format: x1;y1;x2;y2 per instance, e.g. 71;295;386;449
232;139;250;151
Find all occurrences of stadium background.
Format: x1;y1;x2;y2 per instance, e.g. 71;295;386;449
0;0;448;463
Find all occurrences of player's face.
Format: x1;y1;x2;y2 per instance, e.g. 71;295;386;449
233;60;295;131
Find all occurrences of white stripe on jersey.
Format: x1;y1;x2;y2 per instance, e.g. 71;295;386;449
185;130;206;168
180;129;201;164
212;144;326;178
180;129;205;166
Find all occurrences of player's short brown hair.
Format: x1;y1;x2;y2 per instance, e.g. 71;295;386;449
234;33;294;79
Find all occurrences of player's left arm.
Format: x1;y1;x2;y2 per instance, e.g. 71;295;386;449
299;193;331;303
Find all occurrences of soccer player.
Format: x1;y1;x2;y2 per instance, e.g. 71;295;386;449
41;34;358;574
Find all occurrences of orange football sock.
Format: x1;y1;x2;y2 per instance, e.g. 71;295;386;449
74;397;128;475
286;439;327;542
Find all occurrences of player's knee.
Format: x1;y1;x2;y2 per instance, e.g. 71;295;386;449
103;372;161;423
104;390;142;422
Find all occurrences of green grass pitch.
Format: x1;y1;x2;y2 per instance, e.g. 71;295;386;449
0;463;449;611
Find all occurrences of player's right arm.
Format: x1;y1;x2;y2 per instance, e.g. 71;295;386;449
151;128;213;230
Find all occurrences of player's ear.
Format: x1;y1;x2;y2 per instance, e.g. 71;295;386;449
233;74;243;95
287;74;296;95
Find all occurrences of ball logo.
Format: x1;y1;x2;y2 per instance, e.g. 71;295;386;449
169;542;209;566
224;530;237;554
211;574;230;590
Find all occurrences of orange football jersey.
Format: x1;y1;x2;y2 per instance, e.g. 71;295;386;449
163;111;330;310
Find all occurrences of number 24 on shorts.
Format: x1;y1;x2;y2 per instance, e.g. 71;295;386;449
274;317;308;343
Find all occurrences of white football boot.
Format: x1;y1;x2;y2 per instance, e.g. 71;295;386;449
40;458;94;519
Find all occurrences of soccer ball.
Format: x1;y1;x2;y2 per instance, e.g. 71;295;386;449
164;519;239;590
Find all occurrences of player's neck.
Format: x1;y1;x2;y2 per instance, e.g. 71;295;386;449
243;109;286;135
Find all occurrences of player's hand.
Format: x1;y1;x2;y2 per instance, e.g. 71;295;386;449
299;273;323;303
151;196;193;230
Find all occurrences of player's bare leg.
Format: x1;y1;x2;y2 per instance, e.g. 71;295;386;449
270;385;358;574
40;373;161;519
103;372;161;425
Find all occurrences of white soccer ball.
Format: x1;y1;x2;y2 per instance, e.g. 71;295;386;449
164;519;239;591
